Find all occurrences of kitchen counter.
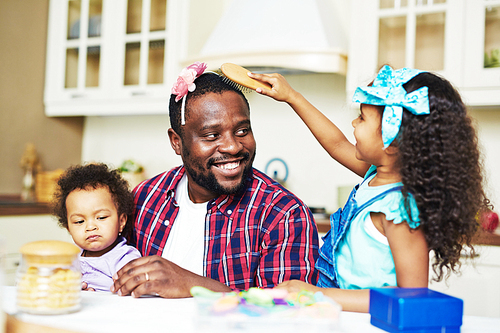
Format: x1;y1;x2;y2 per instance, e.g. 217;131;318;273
3;286;500;333
0;195;51;216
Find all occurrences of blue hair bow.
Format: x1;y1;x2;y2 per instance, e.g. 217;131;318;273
352;65;430;148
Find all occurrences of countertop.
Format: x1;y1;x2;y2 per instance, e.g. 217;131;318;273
0;195;51;216
3;286;500;333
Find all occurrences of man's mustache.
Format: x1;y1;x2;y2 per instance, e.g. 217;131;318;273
207;152;250;168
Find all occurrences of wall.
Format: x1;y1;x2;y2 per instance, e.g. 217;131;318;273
0;0;84;195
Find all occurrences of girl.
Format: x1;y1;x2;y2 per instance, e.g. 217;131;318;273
53;163;141;292
249;66;488;312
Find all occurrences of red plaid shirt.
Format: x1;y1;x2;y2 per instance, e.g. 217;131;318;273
130;166;319;290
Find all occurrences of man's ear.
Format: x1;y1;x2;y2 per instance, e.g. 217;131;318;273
167;128;182;156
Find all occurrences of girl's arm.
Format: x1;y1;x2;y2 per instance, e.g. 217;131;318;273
275;280;371;312
248;72;370;177
379;213;429;287
275;215;429;313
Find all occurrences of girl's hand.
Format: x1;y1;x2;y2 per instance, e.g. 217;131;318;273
274;279;320;293
247;72;298;104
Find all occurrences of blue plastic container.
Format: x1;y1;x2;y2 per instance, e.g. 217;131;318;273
369;288;463;333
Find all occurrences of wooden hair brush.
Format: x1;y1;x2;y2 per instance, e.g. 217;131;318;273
219;63;272;92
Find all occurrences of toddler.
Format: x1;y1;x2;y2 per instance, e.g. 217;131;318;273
249;66;488;312
53;163;141;292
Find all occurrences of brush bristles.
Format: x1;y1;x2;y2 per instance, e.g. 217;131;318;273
211;69;252;93
221;76;252;93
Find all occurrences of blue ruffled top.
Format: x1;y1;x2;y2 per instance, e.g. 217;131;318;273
335;166;420;289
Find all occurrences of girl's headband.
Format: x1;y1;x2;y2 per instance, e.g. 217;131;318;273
171;62;209;126
352;65;430;148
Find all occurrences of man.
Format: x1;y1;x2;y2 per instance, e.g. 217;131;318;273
112;63;319;298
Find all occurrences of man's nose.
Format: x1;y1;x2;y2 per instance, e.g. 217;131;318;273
218;134;242;154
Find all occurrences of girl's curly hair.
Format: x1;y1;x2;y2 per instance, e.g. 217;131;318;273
395;72;488;281
52;163;135;238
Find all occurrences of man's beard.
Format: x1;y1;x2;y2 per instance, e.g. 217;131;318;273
182;146;255;196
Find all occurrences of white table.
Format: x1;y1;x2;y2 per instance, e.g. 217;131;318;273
2;287;500;333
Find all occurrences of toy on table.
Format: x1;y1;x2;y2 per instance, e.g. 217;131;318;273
369;288;463;333
191;286;341;331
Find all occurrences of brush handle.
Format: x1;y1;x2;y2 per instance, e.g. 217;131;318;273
221;63;272;91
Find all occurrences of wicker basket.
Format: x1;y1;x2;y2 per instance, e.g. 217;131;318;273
35;169;64;203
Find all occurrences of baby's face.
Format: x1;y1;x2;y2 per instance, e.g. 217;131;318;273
66;186;126;257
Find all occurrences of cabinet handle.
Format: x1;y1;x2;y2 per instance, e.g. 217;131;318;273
131;91;147;96
71;94;86;99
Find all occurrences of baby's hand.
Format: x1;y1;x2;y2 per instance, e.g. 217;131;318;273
81;281;95;292
247;72;297;104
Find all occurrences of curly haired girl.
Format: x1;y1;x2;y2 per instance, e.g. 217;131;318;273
53;163;141;292
249;65;488;312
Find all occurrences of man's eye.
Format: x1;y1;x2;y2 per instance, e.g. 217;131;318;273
205;133;218;140
236;128;249;136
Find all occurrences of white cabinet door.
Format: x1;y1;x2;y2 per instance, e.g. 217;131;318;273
461;0;500;106
44;0;187;116
347;0;465;100
44;0;108;113
429;246;500;318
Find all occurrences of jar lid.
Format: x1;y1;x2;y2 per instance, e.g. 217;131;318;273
20;240;80;257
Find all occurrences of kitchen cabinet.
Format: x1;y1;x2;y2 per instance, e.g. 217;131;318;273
346;0;500;106
429;245;500;318
461;0;500;106
44;0;188;116
0;215;73;286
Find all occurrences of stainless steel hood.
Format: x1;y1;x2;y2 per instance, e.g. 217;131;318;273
194;0;349;75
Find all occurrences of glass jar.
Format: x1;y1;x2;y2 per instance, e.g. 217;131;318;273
16;240;81;314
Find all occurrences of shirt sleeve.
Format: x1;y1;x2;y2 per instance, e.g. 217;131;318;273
256;196;319;288
366;190;420;228
114;243;143;272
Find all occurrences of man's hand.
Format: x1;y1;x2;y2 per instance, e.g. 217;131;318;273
111;255;232;298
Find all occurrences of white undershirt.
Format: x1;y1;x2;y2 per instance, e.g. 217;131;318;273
161;174;206;276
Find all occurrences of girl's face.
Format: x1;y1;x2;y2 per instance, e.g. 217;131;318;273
351;104;386;164
66;186;126;257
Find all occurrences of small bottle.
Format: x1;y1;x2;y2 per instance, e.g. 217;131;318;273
16;241;81;314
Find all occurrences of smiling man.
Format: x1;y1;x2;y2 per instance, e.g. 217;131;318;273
112;64;319;298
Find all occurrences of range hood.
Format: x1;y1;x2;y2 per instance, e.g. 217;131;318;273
193;0;349;75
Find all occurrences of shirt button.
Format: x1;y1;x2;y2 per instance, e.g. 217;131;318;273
227;210;232;214
164;220;169;225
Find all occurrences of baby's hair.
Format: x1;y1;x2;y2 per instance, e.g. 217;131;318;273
168;72;249;138
392;72;488;281
52;163;135;238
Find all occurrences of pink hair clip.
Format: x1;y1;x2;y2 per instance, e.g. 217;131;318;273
171;62;208;125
